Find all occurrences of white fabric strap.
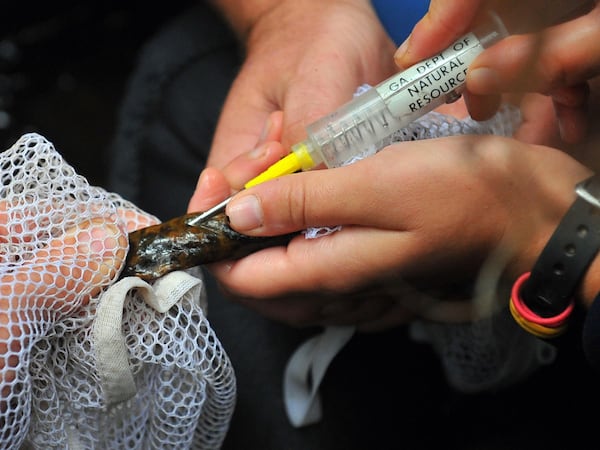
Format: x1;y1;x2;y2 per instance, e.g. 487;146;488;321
92;271;202;405
283;326;355;427
146;270;204;313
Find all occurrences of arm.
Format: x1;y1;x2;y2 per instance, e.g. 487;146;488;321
208;0;281;40
199;0;397;179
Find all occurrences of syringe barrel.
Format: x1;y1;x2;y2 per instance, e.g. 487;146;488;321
298;13;508;169
300;88;398;168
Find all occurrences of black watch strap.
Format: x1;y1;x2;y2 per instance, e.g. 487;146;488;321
522;174;600;317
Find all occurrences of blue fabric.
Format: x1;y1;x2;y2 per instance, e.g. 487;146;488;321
371;0;430;45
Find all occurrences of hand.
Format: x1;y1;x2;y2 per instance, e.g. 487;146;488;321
206;0;397;180
0;199;156;403
0;217;126;406
191;134;593;330
394;0;600;144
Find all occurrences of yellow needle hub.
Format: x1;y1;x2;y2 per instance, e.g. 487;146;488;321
244;142;316;189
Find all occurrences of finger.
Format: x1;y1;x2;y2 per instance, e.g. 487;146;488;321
278;57;399;150
394;0;485;68
188;167;232;213
513;93;561;146
221;141;290;191
356;303;416;333
0;218;127;386
208;74;276;169
554;103;589;145
202;111;285;198
316;290;398;328
4;219;128;312
224;139;469;235
463;91;502;121
552;83;590;144
0;219;126;392
115;207;160;232
224;168;359;235
230;290;394;329
229;292;326;327
189;144;289;212
467;9;600;96
280;85;362;151
189;141;290;213
0;200;57;244
255;110;284;147
209;227;412;299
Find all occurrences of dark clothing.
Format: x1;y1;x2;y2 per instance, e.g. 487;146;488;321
583;294;600;372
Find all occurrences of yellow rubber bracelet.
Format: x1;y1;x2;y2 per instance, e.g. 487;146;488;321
509;298;567;339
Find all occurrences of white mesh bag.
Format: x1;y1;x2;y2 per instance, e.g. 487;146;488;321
0;133;235;450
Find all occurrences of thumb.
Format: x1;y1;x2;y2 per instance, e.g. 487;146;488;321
225;168;350;236
394;0;485;69
224;155;398;236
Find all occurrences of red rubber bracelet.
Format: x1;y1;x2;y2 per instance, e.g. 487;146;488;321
511;272;574;328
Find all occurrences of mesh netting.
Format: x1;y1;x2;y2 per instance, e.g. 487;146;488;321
0;133;235;449
409;311;556;393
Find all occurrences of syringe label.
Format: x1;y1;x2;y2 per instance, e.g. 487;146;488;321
376;33;483;118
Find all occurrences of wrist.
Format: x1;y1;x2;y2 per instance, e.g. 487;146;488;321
208;0;282;40
243;0;376;43
510;172;600;337
211;0;374;42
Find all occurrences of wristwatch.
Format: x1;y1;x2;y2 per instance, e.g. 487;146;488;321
510;173;600;338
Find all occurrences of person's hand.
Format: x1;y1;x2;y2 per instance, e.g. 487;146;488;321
394;0;600;144
206;0;397;184
190;134;593;330
0;199;157;403
0;215;127;405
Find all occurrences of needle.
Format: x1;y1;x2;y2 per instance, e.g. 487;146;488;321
186;197;232;226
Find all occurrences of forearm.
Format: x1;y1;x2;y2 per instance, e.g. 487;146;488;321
207;0;282;39
208;0;375;40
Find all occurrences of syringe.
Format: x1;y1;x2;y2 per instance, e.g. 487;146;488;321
187;2;589;226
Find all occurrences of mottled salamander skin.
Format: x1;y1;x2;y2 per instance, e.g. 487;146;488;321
121;212;296;282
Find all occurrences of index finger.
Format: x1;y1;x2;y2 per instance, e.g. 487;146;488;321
468;8;600;95
208;74;274;169
394;0;485;68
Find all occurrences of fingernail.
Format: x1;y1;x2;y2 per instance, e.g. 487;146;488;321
393;34;411;66
257;116;272;145
248;142;269;160
467;67;500;93
227;194;263;231
195;169;210;190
